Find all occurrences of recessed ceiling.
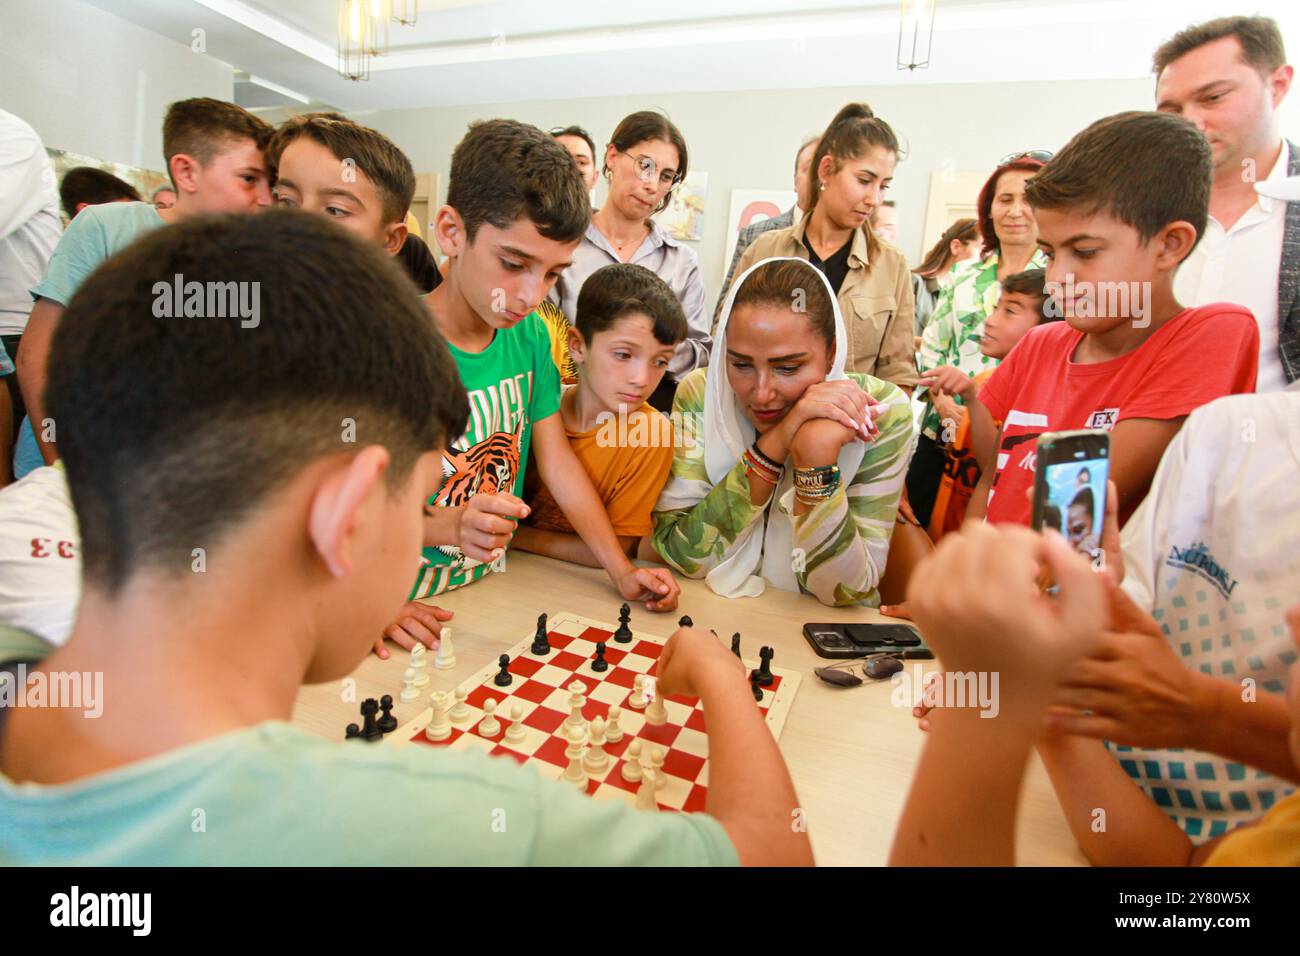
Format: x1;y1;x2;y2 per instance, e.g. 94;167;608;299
83;0;1297;112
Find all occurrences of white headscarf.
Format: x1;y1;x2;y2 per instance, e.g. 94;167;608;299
685;256;868;598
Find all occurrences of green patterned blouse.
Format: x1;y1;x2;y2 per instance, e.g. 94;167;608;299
916;250;1047;440
651;368;913;607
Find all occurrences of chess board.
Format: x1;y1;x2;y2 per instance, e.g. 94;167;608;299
391;611;801;812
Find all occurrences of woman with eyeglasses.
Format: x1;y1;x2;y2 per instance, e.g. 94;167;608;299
549;111;711;411
729;103;919;396
906;152;1051;528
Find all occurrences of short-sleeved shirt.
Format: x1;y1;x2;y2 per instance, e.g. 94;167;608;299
0;626;736;866
0;464;79;647
30;201;165;306
409;310;562;600
1204;792;1300;866
977;305;1259;527
527;394;675;538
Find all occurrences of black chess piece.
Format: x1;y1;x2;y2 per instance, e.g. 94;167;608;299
613;602;633;643
345;723;362;740
360;698;382;741
494;653;513;687
377;694;398;734
592;641;608;672
755;645;775;687
678;615;693;628
730;633;741;659
750;673;764;702
531;613;551;655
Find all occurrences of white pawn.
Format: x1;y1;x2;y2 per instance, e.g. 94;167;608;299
650;746;666;790
562;722;587;787
400;667;419;702
504;703;526;745
621;739;643;783
564;680;588;731
424;691;451;741
410;645;430;688
583;716;610;774
478;698;501;737
644;681;667;726
434;628;457;669
635;766;658;811
606;705;624;743
627;674;647;709
448;686;470;722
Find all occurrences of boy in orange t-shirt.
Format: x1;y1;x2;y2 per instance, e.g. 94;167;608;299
514;264;688;565
919;267;1058;539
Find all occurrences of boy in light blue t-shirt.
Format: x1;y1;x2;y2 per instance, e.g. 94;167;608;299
0;211;811;867
15;97;273;477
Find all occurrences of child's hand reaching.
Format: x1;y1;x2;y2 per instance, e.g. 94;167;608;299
374;602;454;659
918;365;978;402
906;525;1107;708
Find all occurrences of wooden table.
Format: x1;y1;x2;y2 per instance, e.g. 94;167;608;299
292;552;1087;867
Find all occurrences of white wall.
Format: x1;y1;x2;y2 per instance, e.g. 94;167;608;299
358;77;1215;316
0;0;234;172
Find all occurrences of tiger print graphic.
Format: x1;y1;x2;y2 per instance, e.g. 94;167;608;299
431;413;526;562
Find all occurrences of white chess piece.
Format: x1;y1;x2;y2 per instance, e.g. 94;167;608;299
627;674;647;709
583;716;610;774
606;705;624;743
650;746;666;790
448;686;470;722
410;645;430;688
400;667;419;702
424;691;451;741
477;698;501;737
434;628;457;669
562;722;587;786
504;703;526;745
644;680;667;726
564;680;588;731
621;739;643;783
635;766;658;811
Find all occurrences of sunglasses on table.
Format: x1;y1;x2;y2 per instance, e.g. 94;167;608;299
999;149;1054;165
813;653;905;687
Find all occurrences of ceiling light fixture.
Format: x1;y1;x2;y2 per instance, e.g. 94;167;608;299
897;0;936;71
338;0;371;80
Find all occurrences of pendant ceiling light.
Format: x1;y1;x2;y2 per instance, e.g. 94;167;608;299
897;0;936;72
338;0;371;80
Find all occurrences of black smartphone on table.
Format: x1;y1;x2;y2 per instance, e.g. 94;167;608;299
1030;429;1110;567
802;621;934;660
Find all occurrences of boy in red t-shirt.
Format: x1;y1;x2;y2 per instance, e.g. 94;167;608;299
962;111;1258;526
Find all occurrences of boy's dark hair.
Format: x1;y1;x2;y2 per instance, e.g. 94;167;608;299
1024;111;1210;255
575;264;688;347
47;210;468;595
59;167;142;218
448;119;589;244
267;112;416;224
1000;268;1059;324
551;125;597;159
603;111;689;216
162;98;274;188
1153;16;1286;78
731;259;836;351
1069;487;1096;520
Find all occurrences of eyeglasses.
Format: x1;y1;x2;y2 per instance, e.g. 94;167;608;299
619;150;680;188
999;149;1054;165
813;653;904;687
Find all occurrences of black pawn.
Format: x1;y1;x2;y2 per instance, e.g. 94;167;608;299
750;672;764;702
494;653;513;687
377;694;398;734
592;641;608;672
755;646;775;687
345;723;362;740
730;633;741;659
360;698;382;741
531;613;551;656
678;615;693;628
613;602;633;643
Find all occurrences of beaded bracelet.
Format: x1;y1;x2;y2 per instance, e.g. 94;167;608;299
742;447;781;486
748;442;783;474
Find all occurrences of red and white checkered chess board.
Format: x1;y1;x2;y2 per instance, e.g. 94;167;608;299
391;612;800;812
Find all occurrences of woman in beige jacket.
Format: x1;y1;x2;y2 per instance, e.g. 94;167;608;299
732;103;918;394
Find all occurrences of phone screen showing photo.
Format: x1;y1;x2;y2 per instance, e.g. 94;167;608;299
1039;456;1109;559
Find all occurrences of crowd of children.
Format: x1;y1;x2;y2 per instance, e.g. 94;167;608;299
0;13;1296;866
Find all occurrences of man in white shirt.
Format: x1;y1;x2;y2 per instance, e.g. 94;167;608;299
1154;15;1299;392
0;464;80;647
0;111;61;451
